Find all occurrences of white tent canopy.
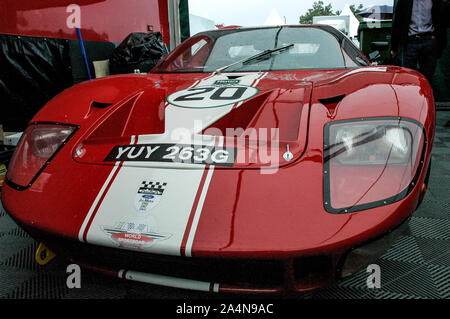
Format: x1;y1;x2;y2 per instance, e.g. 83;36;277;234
189;13;216;36
339;4;360;40
264;9;285;25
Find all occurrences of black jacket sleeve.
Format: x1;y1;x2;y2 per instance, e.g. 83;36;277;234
433;0;449;57
390;0;410;53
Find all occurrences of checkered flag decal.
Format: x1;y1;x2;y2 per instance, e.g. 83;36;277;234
138;181;167;195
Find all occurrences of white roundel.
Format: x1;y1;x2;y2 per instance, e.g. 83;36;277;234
167;85;259;108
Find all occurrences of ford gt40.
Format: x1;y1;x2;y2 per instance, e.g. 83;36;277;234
1;26;435;294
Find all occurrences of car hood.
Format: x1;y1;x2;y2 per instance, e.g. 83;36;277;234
65;71;312;170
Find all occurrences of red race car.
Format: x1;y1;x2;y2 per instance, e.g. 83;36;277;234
1;25;435;294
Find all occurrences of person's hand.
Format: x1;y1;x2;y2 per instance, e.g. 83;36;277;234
391;50;398;57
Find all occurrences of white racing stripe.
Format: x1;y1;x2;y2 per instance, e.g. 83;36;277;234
184;166;214;257
184;136;223;257
164;72;267;133
84;163;207;255
78;164;119;242
232;71;268;110
78;135;136;242
80;73;266;256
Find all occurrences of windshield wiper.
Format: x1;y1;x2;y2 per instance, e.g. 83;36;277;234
215;43;294;74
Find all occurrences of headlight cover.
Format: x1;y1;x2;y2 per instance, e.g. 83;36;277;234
323;117;426;214
6;123;78;190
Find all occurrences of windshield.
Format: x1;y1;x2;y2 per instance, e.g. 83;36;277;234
152;26;367;73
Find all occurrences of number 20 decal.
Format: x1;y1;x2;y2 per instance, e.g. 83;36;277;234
167;85;259;108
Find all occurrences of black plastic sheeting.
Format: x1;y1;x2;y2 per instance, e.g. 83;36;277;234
109;32;168;74
0;34;73;131
0;32;168;131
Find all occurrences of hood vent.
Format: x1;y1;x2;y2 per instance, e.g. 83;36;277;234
319;94;345;118
318;94;345;105
226;75;244;80
91;101;113;108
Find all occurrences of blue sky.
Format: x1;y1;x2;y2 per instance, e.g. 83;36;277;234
189;0;393;26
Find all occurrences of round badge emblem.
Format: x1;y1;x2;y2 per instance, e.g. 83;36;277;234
167;85;259;109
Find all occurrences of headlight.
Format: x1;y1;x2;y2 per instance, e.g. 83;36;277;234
6;123;77;189
324;118;426;213
333;124;412;165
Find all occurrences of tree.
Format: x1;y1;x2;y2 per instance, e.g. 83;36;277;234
349;4;364;21
299;2;365;24
349;3;364;15
299;1;340;24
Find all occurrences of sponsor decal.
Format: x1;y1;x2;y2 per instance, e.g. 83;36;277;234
166;85;259;109
135;181;166;212
102;214;171;250
104;143;237;167
213;79;241;86
100;178;171;251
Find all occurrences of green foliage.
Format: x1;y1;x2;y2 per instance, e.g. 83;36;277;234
299;1;337;24
349;3;364;15
349;4;364;21
299;1;365;24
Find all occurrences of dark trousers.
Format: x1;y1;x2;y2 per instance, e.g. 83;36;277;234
400;35;438;83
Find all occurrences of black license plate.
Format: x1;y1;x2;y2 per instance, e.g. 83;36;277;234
104;143;236;167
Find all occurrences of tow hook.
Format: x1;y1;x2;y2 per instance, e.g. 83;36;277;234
35;242;56;265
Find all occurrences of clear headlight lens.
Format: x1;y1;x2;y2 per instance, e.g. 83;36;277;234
333;124;412;165
30;126;75;158
324;118;426;213
6;123;77;189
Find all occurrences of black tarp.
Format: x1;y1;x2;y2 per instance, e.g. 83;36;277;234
0;34;73;131
109;32;168;74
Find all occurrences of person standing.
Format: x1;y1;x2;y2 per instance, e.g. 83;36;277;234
390;0;447;83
